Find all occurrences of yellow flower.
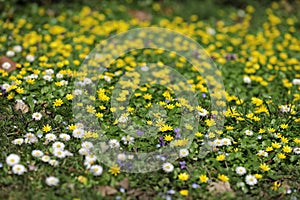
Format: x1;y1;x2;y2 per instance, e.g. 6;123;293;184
272;142;281;149
143;93;152;100
43;124;52;132
16;87;24;94
226;126;234;131
216;154;226;161
280;124;288;129
282;146;292;153
266;146;273;152
178;173;189;181
53;98;64;107
109;164;120;176
195;132;203;137
66;94;73;100
68;124;77;130
277;153;286;159
254;174;262;179
78;176;87;184
96;112;103;118
164;135;174;141
260;163;270;172
199;174;208;183
179;190;188;196
218;174;229;182
294;138;300;144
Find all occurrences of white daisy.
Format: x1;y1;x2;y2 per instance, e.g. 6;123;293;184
31;150;44;158
12;164;26;175
13;45;22;53
198;108;208;117
118;115;128;123
32;112;42;120
162;162;174;173
81;141;94;150
108;139;120;148
2;62;11;70
26;55;35;62
72;128;85;138
179;149;189;158
6;154;20;166
117;153;127;161
293;147;300;154
24;133;38;144
41;155;51;162
6;50;15;57
245;175;258;186
121;135;134;145
43;75;53;82
221;138;231;146
78;148;89;156
292;79;300;85
245;130;253;136
53;149;66;159
48;160;59;167
12;138;24;145
59;133;71;141
45;176;59;186
235;166;246;175
243;76;251;84
45;133;57;142
90;165;103;176
52;142;65;150
214;139;223;147
56;73;64;79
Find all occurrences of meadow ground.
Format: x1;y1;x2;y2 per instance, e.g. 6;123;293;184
0;0;300;199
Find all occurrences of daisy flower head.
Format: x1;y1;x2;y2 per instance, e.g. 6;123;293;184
31;150;44;158
179;148;189;158
6;154;20;166
26;55;35;62
13;45;22;53
45;133;57;142
59;133;71;141
117;153;127;161
12;138;24;145
236;166;246;175
41;155;51;162
121;135;134;145
245;130;253;136
45;176;59;186
221;138;231;146
79;148;89;156
81;141;94;150
12;164;26;175
52;141;65;150
90;165;103;176
293;147;300;154
2;62;11;70
245;174;258;186
109;139;120;148
162;162;174;173
49;159;59;167
72;128;85;139
32;112;42;120
243;76;251;84
53;149;66;159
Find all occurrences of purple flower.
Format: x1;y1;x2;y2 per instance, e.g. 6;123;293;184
165;100;170;103
158;136;165;146
174;128;180;133
202;93;206;98
179;161;186;169
136;129;144;136
192;183;200;188
175;133;181;139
